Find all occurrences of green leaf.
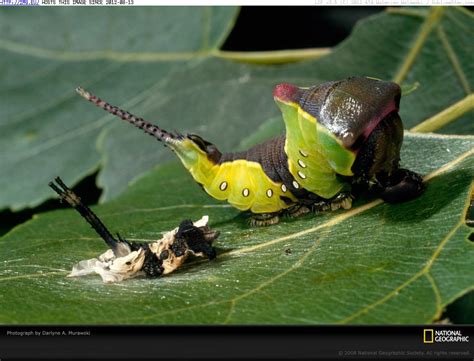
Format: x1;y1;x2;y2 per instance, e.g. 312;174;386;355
0;133;472;324
0;7;239;211
0;6;472;213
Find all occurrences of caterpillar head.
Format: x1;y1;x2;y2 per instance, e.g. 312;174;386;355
273;77;406;189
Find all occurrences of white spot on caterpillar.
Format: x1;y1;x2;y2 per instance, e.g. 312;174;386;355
266;189;273;198
281;184;287;193
219;181;228;191
297;171;306;179
298;159;307;168
242;188;250;197
292;181;300;189
299;150;308;157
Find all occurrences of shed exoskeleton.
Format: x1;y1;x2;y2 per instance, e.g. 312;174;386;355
76;77;424;226
49;177;219;282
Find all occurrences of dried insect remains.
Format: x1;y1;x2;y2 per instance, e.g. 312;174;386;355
49;177;219;283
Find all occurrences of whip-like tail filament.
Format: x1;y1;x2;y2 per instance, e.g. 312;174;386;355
76;87;182;145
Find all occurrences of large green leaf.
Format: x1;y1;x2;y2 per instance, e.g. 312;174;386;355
0;132;472;324
0;7;472;211
0;7;239;211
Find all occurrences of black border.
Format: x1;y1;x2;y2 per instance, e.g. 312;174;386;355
1;325;473;360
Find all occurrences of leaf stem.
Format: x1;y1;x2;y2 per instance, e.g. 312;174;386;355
410;94;474;133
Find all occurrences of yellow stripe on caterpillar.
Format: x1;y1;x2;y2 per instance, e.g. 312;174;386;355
173;139;297;213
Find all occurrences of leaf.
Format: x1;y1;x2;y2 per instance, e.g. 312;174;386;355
0;7;472;211
0;133;472;324
0;6;239;211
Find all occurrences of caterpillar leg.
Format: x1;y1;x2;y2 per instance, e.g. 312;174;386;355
249;213;280;227
285;204;311;218
48;177;131;257
311;192;354;213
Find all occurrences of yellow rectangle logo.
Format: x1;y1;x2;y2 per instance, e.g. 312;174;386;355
424;329;434;343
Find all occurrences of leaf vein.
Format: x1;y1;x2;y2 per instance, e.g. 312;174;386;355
337;208;466;324
436;25;472;95
0;38;330;64
223;235;326;324
393;7;444;84
425;272;442;322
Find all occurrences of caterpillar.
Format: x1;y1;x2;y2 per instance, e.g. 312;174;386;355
76;77;424;226
49;177;219;283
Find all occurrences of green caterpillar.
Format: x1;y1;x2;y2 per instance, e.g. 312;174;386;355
76;77;424;226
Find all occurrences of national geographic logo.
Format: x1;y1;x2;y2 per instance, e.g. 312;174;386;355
423;329;470;344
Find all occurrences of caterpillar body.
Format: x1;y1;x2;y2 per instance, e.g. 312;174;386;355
76;77;424;226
